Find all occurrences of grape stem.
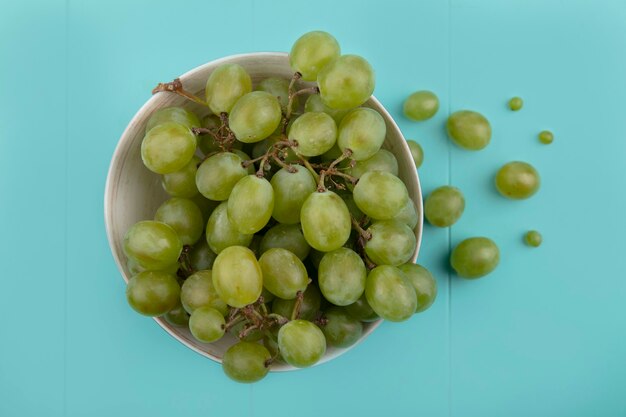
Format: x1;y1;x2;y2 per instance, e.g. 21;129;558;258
238;323;259;340
351;217;372;241
290;291;304;321
152;78;207;107
176;245;194;279
267;313;289;326
313;312;329;327
316;149;358;191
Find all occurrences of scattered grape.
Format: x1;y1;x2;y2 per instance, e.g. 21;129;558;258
495;161;540;199
403;91;439;121
205;202;253;254
392;199;418;230
424;186;465;227
259;223;311;261
525;230;543;247
450;237;500;279
345;294;379;322
256;77;295;111
161;155;201;198
508;97;523;111
227;175;274;234
146;107;200;133
164;302;190;327
538;130;554;144
406;140;423;168
222;342;270;383
304;94;351;125
348;149;399;179
446;110;492;150
180;270;228;315
271;165;317;224
196;152;248;201
365;220;416;266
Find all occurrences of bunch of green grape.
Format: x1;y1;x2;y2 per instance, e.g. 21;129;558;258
122;31;437;384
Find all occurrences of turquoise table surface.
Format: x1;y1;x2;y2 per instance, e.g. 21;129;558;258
1;0;625;415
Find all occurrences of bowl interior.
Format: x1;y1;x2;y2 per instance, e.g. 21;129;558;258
104;52;423;371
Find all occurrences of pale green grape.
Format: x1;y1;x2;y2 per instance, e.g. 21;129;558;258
229;91;282;143
141;122;197;174
398;263;437;313
304;94;351;125
288;112;337;157
257;77;295;111
348;149;398;179
365;220;416;266
278;320;326;368
392;199;418;229
161;155;200;198
424;186;465;227
289;31;340;81
123;221;182;271
259;223;311;260
232;150;255;174
205;202;253;254
259;248;308;299
188;238;217;271
270;165;317;224
495;161;541;199
353;171;408;220
126;271;180;317
300;190;351;252
205;64;252;115
450;237;500;279
525;230;543;247
180;270;228;315
318;55;375;109
345;294;379;322
189;306;225;343
222;341;270;383
538;130;554;144
271;284;321;321
508;97;523;111
337;108;386;161
403;91;439;121
126;257;178;276
406;140;423;168
154;197;204;245
365;265;416;322
212;246;263;307
227;175;274;234
446;111;492;150
146;107;200;133
195;152;247;201
164;302;189;327
318;247;366;306
321;307;363;348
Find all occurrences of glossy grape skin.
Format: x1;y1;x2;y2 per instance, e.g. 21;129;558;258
365;265;416;322
446;111;492;150
318;248;366;306
525;230;543;247
337;108;386;161
270;165;317;224
205;64;252;115
123;221;182;271
393;199;418;229
348;149;399;179
222;341;270;383
304;94;351;125
318;55;375;110
290;31;341;81
300;190;351;252
141;122;197;174
146;107;200;133
495;161;541;199
180;270;228;315
538;130;554;144
164;302;190;327
259;223;311;260
227;175;274;234
424;186;465;227
229;91;282;144
126;271;180;317
271;284;321;321
126;257;179;276
278;320;326;368
288;112;337;157
450;237;500;279
212;246;263;307
365;220;416;266
398;263;437;313
353;171;409;220
154;197;204;245
205;202;253;254
345;294;379;322
196;152;248;201
508;97;524;111
256;77;296;111
189;307;225;343
406;140;424;168
188;239;217;271
259;248;308;300
161;155;200;198
403;90;439;121
321;307;363;348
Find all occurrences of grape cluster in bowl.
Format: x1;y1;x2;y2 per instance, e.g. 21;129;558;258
112;31;436;383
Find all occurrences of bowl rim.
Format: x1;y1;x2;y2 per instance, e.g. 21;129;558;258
104;51;423;372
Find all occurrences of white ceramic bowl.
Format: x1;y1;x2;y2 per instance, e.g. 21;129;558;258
104;52;423;371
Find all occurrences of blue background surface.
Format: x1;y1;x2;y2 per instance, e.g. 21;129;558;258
1;0;625;415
